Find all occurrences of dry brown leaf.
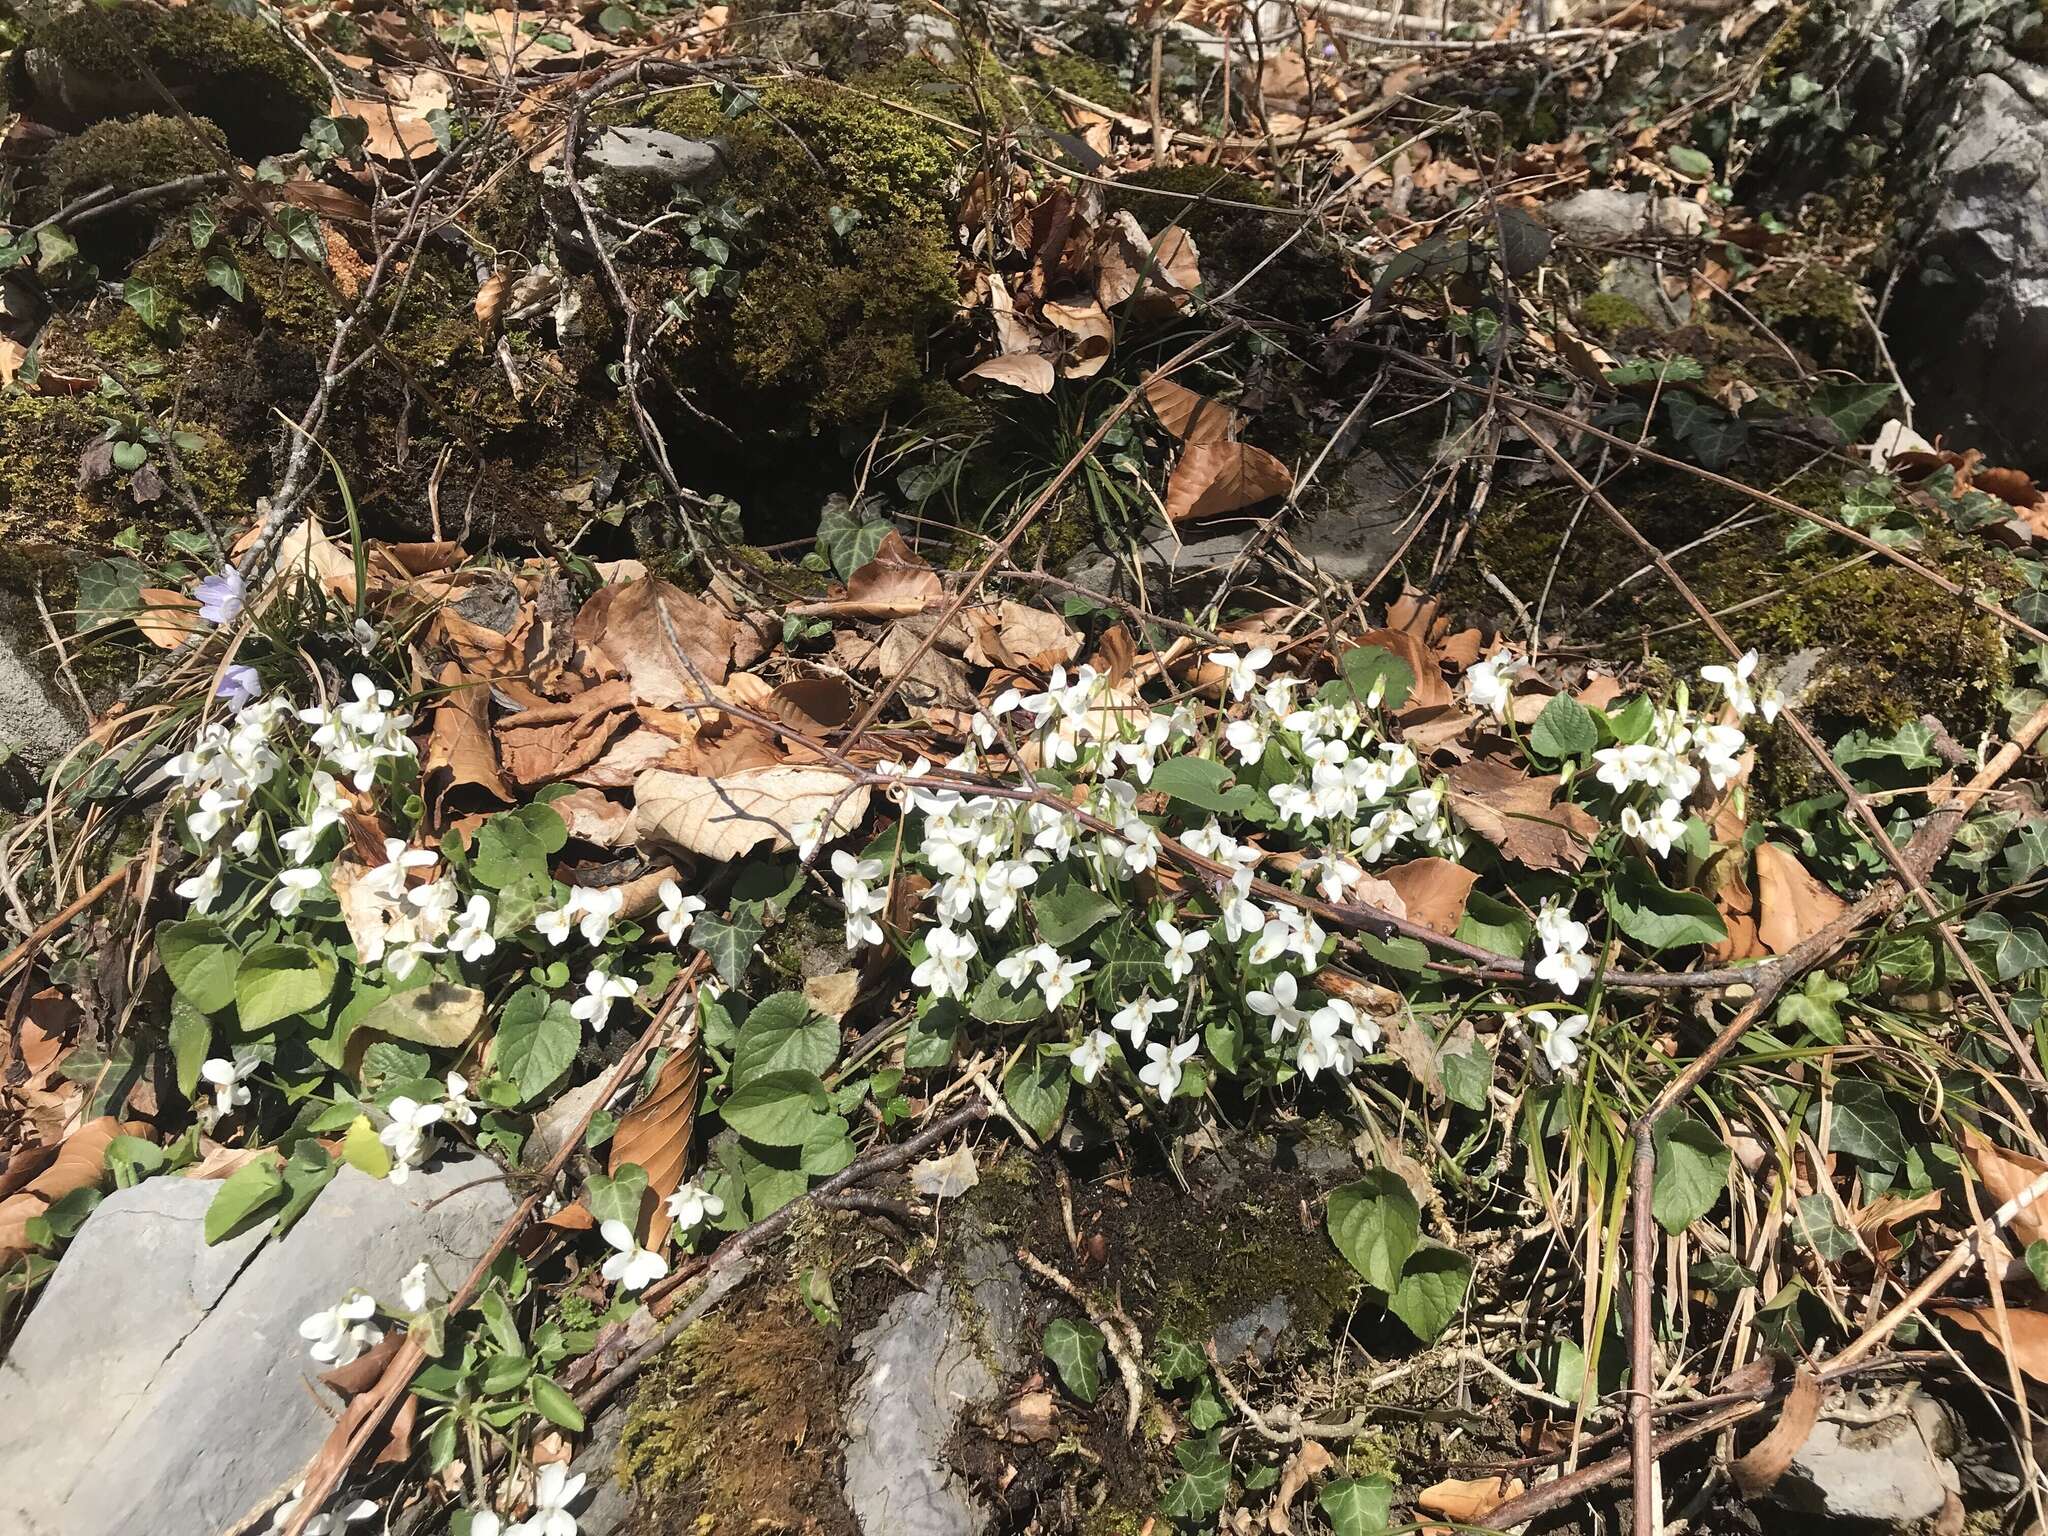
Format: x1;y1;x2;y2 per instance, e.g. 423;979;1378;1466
761;676;855;734
1002;1388;1058;1444
334;90;441;161
1730;1370;1821;1496
1266;1442;1333;1534
803;970;861;1020
794;531;946;621
1754;842;1847;955
1043;299;1114;379
475;270;511;328
966;601;1082;672
1359;627;1455;712
132;587;204;648
1417;1475;1523;1523
549;787;633;846
1445;757;1599;873
1933;1306;2048;1384
1960;1125;2048;1247
1163;442;1293;523
577;578;735;704
611;1041;700;1248
1140;373;1238;444
424;665;511;808
964;353;1055;394
1381;858;1478;935
634;766;871;863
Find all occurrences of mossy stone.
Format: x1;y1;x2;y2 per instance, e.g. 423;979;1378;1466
1580;290;1651;338
27;1;327;156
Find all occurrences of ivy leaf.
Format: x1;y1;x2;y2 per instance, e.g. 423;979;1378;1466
819;500;893;581
1822;1079;1906;1168
1003;1046;1070;1142
2026;1240;2048;1290
1387;1243;1472;1342
1651;1115;1731;1234
122;280;172;331
1159;1438;1231;1520
204;1158;284;1244
691;904;765;989
1529;694;1597;760
587;1163;649;1228
1791;1192;1859;1260
1043;1316;1105;1403
1326;1171;1420;1293
35;225;78;273
1150;1326;1206;1386
1776;970;1849;1044
1962;912;2048;981
159;919;241;1013
1811;382;1896;443
730;992;838;1088
205;255;245;302
1319;1476;1394;1536
1610;860;1726;951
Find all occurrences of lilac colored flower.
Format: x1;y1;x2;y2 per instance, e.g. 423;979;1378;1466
216;664;262;709
194;567;246;625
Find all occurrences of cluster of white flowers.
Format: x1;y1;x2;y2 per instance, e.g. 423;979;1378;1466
1533;899;1593;997
297;674;420;793
298;1289;382;1365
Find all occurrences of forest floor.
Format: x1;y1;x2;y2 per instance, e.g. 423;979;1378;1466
2;1;2048;1534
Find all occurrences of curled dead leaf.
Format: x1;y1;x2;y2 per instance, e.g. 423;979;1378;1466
1730;1370;1820;1496
1754;841;1847;954
1381;857;1478;935
611;1040;700;1248
1417;1474;1523;1522
964;352;1056;394
1960;1124;2048;1247
1933;1305;2048;1384
1444;757;1599;873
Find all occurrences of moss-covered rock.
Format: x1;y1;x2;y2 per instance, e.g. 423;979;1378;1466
1579;290;1651;339
19;0;327;156
631;77;963;435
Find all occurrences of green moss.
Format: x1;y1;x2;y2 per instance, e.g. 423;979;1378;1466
637;78;961;432
1445;461;2013;805
1021;51;1136;128
1748;261;1866;367
1579;290;1650;338
44;111;226;205
616;1296;857;1535
34;2;327;156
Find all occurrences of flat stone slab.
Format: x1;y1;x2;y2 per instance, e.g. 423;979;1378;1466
0;1156;517;1536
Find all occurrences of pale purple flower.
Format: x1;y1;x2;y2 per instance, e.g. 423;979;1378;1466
194;567;246;625
216;664;262;709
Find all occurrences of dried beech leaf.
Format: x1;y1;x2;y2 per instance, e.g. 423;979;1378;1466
1933;1305;2048;1384
134;588;204;649
1381;858;1477;935
1417;1475;1522;1522
1960;1124;2048;1247
1754;842;1846;955
964;352;1056;394
1163;442;1293;523
1730;1370;1820;1496
1141;373;1237;444
577;578;735;704
611;1041;700;1248
1444;757;1599;873
634;766;870;863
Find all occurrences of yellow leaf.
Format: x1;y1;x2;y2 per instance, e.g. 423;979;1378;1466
343;1114;392;1179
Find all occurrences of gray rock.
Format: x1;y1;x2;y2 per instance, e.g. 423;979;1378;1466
0;1157;518;1536
0;589;88;791
1769;1393;1960;1522
840;1236;1025;1536
1545;189;1708;245
581;128;726;186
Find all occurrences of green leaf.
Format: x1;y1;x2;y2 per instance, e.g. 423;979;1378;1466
1319;1476;1394;1536
204;1158;284;1244
1777;970;1849;1044
721;1069;842;1147
1003;1046;1070;1142
819;500;893;581
1030;869;1119;946
1791;1192;1859;1260
587;1163;649;1229
1962;912;2048;981
1387;1243;1471;1342
235;943;336;1033
169;995;211;1098
970;965;1047;1025
159;919;241;1013
1159;1439;1231;1520
112;440;148;472
35;225;78;273
493;986;580;1103
107;1134;165;1188
1454;890;1531;959
342;1114;392;1179
1824;1078;1906;1167
531;1374;586;1431
357;979;483;1048
1811;382;1896;443
1440;1036;1493;1112
731;992;838;1087
204;254;245;302
1667;392;1748;471
1666;144;1715;178
1146;756;1255;815
1150;1326;1206;1386
2026;1240;2048;1291
1326;1172;1420;1293
692;905;765;989
1186;1375;1227;1430
1651;1115;1731;1235
1529;694;1597;760
1043;1316;1105;1403
275;1143;337;1234
122;280;172;331
188;205;218;249
1610;860;1726;951
471;804;568;888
